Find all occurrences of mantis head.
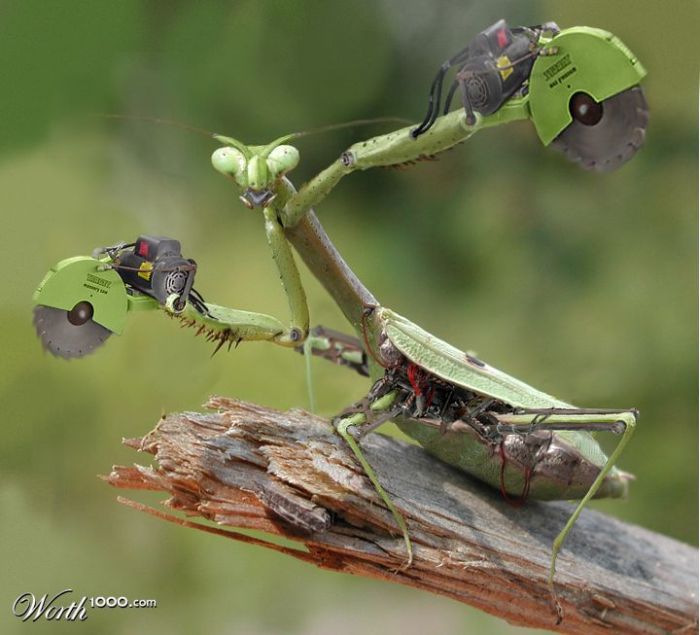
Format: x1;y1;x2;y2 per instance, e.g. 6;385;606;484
211;133;300;208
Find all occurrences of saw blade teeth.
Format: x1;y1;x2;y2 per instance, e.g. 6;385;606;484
628;126;645;148
32;305;112;359
551;86;649;173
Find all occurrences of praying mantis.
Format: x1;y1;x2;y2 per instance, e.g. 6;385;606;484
204;126;638;602
32;21;648;618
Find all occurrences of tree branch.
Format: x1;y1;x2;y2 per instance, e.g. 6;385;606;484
104;396;698;634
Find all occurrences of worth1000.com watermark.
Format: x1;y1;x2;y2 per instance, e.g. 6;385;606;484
12;589;157;622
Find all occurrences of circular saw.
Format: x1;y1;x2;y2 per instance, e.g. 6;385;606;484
412;22;648;172
32;237;199;359
528;26;649;172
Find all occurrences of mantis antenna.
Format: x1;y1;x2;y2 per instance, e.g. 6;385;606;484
98;113;411;146
94;113;216;139
289;117;412;140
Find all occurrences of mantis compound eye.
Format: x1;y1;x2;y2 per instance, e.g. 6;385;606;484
266;144;300;178
211;147;247;186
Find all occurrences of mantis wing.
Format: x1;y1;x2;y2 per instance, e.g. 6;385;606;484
380;308;571;410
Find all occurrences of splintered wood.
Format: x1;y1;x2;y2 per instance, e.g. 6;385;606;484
105;396;698;634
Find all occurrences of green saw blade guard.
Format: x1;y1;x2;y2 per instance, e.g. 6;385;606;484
33;256;129;334
529;27;647;145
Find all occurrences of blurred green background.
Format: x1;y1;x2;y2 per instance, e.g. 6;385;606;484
1;1;697;634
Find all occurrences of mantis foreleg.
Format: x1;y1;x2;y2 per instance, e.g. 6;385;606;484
170;302;297;352
282;99;530;227
262;206;309;345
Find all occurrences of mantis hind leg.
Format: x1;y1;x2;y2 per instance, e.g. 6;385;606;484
548;411;637;584
494;407;638;620
334;376;413;568
335;412;413;568
295;325;412;562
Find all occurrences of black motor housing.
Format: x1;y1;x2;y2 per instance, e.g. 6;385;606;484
116;236;195;305
458;19;536;117
412;19;541;138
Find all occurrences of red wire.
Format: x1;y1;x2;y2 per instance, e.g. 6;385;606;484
407;363;422;395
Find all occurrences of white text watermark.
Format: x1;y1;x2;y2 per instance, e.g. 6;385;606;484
12;589;157;622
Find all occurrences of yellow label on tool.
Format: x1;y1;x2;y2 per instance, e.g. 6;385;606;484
496;55;513;80
138;261;153;281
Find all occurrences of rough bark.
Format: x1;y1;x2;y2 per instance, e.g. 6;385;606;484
104;396;698;634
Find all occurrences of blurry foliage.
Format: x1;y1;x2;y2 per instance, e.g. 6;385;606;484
1;1;697;634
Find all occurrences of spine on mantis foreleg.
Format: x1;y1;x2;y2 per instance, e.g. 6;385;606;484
169;302;291;353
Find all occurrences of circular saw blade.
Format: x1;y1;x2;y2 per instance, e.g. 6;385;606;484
551;86;649;172
33;304;112;359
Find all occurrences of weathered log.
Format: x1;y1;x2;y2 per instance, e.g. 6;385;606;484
104;396;698;634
